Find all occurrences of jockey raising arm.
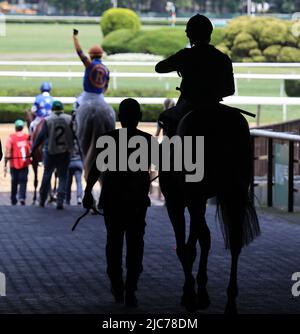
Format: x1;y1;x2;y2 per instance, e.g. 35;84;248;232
73;29;109;94
73;29;91;68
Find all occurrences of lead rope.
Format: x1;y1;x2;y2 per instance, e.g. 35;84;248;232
72;174;160;232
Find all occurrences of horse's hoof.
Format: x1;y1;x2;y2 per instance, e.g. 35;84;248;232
224;300;238;315
181;291;198;313
197;287;211;310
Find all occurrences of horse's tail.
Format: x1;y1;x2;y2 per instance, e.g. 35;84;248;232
216;188;260;249
216;107;261;249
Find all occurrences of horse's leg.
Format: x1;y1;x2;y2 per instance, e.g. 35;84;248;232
48;169;58;203
165;201;197;311
187;198;211;310
32;160;38;205
222;202;243;314
226;239;242;314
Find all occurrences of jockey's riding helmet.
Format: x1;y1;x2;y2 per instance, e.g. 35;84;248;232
186;14;213;43
40;82;52;93
88;45;103;58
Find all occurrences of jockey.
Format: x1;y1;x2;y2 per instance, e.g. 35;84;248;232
72;29;110;109
29;82;54;135
155;14;235;131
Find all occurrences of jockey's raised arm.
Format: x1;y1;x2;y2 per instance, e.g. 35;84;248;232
73;29;91;68
72;29;109;96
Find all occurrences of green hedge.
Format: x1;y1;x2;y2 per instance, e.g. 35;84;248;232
0;104;163;123
216;16;300;62
102;29;138;54
285;80;300;97
100;8;141;36
0;88;177;123
103;27;223;58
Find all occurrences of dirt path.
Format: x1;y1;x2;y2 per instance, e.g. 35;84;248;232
0;122;158;193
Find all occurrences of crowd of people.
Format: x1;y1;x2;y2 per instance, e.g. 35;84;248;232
3;85;83;208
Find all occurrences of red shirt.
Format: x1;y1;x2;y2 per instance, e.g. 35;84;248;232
5;131;31;169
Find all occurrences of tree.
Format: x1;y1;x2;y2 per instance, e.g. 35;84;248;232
149;0;165;12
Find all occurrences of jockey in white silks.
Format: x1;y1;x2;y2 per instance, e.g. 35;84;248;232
72;29;115;176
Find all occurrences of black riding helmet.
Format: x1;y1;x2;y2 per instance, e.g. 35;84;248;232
186;14;213;44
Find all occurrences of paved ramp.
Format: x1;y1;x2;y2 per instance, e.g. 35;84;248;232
0;194;299;314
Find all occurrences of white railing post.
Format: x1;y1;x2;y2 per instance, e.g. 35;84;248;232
280;79;285;97
283;104;288;121
112;75;117;90
234;77;239;96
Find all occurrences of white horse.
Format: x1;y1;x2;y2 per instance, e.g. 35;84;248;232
74;92;115;178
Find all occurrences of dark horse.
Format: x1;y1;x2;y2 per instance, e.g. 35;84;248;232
159;102;260;313
25;109;41;204
25;110;57;204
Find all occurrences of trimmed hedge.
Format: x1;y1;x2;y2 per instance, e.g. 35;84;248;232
127;29;188;58
102;29;138;54
285;80;300;97
100;8;141;36
103;27;223;58
0;88;178;123
0;104;164;123
216;16;300;62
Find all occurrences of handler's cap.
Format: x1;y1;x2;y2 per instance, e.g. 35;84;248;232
88;45;103;57
52;100;64;111
15;119;24;128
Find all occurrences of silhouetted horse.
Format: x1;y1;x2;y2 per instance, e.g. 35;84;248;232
159;103;260;313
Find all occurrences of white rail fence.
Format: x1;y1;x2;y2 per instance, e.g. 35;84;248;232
1;96;299;125
0;70;300;94
1;61;300;67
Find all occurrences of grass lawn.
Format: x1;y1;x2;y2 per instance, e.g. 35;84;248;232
0;23;103;58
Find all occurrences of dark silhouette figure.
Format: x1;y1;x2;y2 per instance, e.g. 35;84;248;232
155;14;260;313
0;140;2;161
83;98;151;308
156;14;235;131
